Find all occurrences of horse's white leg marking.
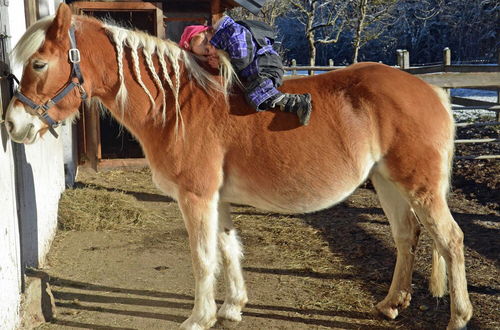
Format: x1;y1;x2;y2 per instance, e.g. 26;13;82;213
371;171;420;319
216;202;248;322
178;191;219;330
412;199;472;330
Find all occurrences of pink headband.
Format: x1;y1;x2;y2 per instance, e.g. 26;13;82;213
179;25;211;50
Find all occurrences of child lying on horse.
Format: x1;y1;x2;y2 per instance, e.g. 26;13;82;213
179;16;312;125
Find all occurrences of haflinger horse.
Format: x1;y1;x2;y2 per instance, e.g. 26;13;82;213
6;4;472;330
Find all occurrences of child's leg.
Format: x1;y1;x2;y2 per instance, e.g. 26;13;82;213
242;53;312;125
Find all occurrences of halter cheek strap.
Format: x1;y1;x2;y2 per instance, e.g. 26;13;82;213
13;26;87;139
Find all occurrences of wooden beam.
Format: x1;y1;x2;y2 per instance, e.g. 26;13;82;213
455;121;500;128
71;2;162;11
98;158;149;171
211;0;223;24
415;72;500;88
406;64;500;75
455;155;500;160
451;96;500;107
24;0;38;28
455;138;499;144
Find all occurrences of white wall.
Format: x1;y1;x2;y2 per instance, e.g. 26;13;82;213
0;1;65;329
0;136;22;330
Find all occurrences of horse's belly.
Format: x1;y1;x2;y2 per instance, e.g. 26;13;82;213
220;174;359;214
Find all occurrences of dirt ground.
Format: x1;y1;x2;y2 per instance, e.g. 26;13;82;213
33;154;499;330
34;118;499;330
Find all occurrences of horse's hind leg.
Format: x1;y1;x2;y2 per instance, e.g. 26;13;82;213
216;203;248;322
377;145;472;329
371;171;421;319
178;191;219;329
412;197;472;329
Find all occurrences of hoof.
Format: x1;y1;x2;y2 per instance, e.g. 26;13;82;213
217;303;243;322
215;319;240;329
180;316;217;330
447;302;472;329
447;319;469;330
447;325;467;330
375;302;398;320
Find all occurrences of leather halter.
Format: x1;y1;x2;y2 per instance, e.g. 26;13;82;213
13;26;87;138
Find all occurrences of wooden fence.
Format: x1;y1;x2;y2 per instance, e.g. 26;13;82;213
284;49;500;160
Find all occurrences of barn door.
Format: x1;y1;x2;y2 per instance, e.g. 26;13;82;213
71;2;163;170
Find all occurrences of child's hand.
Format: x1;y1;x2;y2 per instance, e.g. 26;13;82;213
207;55;220;69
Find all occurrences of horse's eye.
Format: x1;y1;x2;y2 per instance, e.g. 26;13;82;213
32;61;47;71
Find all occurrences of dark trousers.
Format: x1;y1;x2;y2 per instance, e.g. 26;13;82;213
243;52;285;110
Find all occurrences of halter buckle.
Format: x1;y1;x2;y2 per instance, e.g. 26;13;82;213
77;83;87;100
68;48;81;63
44;99;56;109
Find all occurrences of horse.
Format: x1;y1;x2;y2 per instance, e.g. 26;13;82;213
5;4;472;329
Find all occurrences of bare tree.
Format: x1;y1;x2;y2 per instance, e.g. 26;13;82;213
226;1;291;57
350;0;399;63
227;0;289;27
287;0;348;66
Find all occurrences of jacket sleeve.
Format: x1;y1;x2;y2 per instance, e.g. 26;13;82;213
211;16;255;72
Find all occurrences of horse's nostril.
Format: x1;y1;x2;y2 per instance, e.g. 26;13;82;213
5;121;14;132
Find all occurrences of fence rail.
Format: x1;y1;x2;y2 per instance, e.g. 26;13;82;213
284;48;500;160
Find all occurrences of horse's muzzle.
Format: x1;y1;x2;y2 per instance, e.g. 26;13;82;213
6;121;36;144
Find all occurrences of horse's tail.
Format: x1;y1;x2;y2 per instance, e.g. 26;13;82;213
430;244;447;297
428;85;455;297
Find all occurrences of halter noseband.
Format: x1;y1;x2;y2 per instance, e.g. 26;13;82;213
13;26;87;138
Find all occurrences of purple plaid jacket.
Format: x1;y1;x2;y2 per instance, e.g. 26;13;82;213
210;16;280;108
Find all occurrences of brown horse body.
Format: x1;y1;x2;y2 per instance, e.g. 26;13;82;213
6;4;472;329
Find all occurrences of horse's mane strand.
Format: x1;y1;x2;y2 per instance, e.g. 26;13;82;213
11;15;237;134
104;23;237;134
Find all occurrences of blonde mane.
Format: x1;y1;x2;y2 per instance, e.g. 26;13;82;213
11;16;238;134
104;23;237;134
10;16;54;67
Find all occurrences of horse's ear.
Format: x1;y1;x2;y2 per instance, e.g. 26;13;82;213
46;3;72;42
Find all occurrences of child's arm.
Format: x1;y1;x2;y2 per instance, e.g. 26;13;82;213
210;16;255;72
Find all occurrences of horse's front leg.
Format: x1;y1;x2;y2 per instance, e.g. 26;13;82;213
178;190;220;330
217;202;248;322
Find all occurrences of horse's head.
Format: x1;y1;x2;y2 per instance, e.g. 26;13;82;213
5;3;86;143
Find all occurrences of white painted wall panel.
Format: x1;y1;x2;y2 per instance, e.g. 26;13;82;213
0;1;65;329
0;137;22;330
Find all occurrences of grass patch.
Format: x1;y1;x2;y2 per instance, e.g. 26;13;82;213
58;185;150;231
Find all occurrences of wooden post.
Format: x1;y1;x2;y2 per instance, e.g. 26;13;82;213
328;59;334;69
397;49;410;69
291;59;296;76
497;50;500;122
402;50;410;69
397;49;404;68
443;47;451;66
210;0;222;24
443;47;451;96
